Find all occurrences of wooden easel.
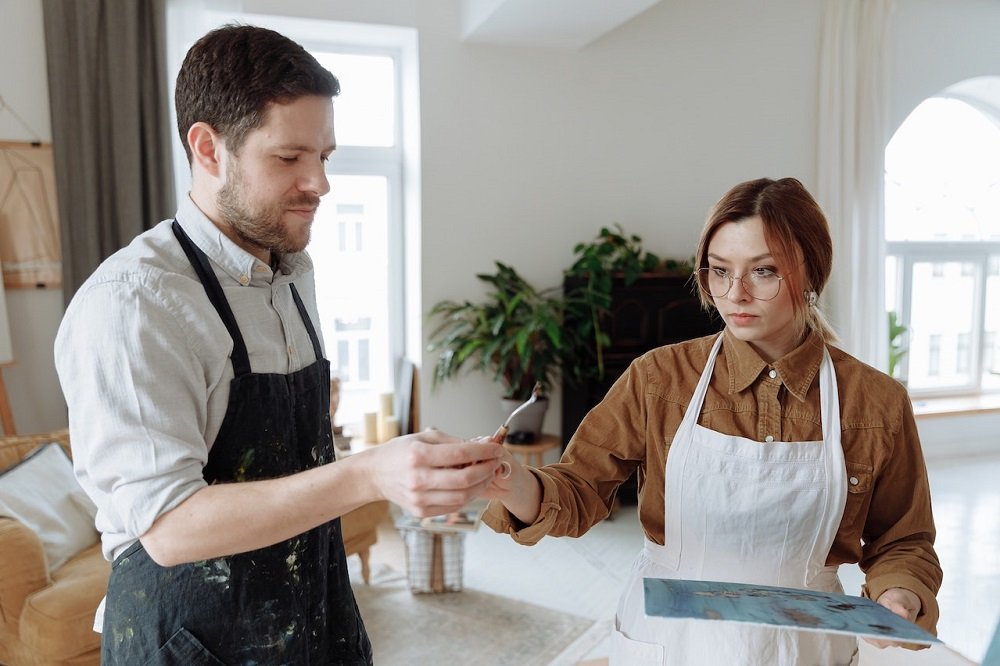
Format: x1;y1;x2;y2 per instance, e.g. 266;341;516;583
0;364;14;436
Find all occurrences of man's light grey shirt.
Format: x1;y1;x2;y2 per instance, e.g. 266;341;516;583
55;194;326;565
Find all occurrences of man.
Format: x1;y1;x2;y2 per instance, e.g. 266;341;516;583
55;24;502;665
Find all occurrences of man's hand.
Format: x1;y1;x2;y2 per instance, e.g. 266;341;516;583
864;587;922;649
367;429;504;517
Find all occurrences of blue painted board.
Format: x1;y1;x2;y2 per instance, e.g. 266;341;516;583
644;578;940;645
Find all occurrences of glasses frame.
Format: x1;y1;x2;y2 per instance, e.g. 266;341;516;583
695;267;785;301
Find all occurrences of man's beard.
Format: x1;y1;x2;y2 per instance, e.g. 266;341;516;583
216;161;320;256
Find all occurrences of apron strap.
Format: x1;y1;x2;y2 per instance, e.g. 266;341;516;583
171;220;252;376
290;284;324;363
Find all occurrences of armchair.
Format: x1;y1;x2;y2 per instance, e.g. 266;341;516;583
0;429;107;666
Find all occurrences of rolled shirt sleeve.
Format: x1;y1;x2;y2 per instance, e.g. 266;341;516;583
56;269;216;560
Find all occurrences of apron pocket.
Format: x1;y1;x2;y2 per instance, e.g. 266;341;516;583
144;628;226;666
610;625;664;665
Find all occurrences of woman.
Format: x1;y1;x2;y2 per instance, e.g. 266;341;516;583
482;177;941;665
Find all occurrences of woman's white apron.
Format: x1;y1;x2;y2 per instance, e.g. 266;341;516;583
611;334;857;665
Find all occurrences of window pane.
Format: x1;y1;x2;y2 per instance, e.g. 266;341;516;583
312;52;395;147
985;257;1000;391
885;98;1000;242
907;261;977;390
310;175;391;427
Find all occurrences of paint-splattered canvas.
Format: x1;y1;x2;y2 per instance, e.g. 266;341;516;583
643;578;940;645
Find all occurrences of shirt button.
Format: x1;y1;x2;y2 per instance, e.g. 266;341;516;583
239;275;250;285
764;435;774;442
768;369;777;379
849;476;860;486
287;346;294;356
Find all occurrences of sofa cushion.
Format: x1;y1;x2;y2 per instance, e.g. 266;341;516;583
20;543;106;660
0;443;99;570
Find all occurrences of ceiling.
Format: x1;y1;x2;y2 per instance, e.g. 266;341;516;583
461;0;663;50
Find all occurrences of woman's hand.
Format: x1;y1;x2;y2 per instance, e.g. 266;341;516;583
475;438;542;524
482;440;519;496
864;587;922;649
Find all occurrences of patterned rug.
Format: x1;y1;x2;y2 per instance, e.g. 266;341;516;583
351;564;599;665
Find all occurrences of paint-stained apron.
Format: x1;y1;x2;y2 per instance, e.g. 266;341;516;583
100;221;371;665
611;333;857;665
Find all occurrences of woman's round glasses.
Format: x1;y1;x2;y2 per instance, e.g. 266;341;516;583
696;267;784;301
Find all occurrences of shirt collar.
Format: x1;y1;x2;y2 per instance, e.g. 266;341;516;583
174;194;313;285
723;328;825;402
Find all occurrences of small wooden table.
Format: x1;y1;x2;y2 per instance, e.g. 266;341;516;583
502;433;561;467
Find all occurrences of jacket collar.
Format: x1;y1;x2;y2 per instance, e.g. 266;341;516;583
723;328;825;402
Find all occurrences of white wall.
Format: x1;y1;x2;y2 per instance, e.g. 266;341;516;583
0;0;66;435
2;0;998;453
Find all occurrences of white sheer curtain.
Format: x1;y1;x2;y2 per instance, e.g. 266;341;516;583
816;0;893;370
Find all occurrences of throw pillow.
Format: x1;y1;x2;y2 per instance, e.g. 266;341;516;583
0;443;100;570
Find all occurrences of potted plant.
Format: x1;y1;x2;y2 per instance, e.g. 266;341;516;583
561;224;694;386
426;226;692;439
427;261;568;438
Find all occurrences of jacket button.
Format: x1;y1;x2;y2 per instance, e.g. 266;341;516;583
764;435;774;442
768;369;777;379
849;476;860;486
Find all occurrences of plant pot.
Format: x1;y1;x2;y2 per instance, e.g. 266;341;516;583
500;397;549;442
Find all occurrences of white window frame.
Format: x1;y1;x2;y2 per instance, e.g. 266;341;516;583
886;240;1000;397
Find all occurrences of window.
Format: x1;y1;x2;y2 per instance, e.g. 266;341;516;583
303;51;407;429
310;172;396;421
884;91;1000;396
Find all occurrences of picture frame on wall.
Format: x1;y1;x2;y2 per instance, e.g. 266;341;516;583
0;141;61;289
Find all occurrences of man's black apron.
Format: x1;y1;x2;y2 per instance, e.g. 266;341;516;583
100;221;372;665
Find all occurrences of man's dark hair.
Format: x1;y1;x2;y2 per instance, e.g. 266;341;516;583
175;24;340;163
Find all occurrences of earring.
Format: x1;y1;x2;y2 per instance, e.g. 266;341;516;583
804;291;818;307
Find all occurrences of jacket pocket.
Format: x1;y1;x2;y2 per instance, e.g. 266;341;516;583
144;628;226;666
842;461;873;526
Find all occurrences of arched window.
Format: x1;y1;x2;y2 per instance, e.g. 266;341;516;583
885;81;1000;396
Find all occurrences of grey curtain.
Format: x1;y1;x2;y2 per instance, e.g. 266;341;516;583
42;0;176;303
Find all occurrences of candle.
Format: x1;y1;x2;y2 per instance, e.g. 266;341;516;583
362;411;379;443
382;415;400;441
379;392;394;419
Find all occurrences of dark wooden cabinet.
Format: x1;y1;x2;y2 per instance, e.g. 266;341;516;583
561;274;723;503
